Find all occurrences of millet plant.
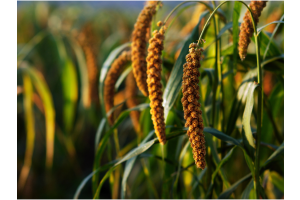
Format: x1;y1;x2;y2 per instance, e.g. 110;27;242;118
17;1;284;199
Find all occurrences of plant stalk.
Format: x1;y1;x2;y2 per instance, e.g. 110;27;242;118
254;33;263;199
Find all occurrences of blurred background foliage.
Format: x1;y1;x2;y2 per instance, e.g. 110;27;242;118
17;1;284;199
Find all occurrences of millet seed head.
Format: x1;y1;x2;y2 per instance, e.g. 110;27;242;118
104;50;131;125
77;24;100;108
238;1;267;61
181;42;206;169
146;25;167;145
131;1;159;97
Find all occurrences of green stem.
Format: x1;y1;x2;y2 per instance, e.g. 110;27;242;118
254;34;263;199
211;5;218;128
196;1;263;198
164;1;226;31
163;1;194;24
237;1;263;198
211;1;222;130
197;1;228;47
241;1;263;198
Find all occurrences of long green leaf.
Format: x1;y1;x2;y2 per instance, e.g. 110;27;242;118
21;66;56;169
121;131;154;199
226;69;257;136
173;141;189;197
269;171;284;193
54;35;78;133
121;130;155;199
242;82;259;158
218;173;252;199
206;146;236;198
263;15;284;61
73;161;117;199
260;142;284;173
92;103;149;194
94;119;106;153
61;59;78;133
68;37;90;109
257;31;281;59
94;134;157;199
203;127;241;146
115;66;132;90
18;74;35;190
257;21;284;34
241;179;254;199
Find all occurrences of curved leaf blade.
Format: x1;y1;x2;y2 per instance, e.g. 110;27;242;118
18;74;35;190
257;21;284;34
163;11;209;120
241;179;254;199
242;82;259;158
121;130;155;199
218;173;252;199
22;66;56;168
203;127;241;146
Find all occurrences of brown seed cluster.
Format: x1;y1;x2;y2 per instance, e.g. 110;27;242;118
77;24;100;108
131;1;158;97
181;43;206;169
146;24;167;145
238;1;267;61
125;71;142;136
104;50;131;125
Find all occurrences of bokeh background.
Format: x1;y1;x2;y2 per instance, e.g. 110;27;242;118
17;1;284;199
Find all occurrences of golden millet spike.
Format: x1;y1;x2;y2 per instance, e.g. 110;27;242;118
131;1;159;97
104;51;131;125
125;71;142;136
238;1;267;61
146;24;167;145
181;42;206;169
77;24;100;108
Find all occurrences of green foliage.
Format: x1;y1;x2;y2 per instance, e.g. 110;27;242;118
17;1;284;199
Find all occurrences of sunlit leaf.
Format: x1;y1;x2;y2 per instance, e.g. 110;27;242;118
21;66;55;168
226;69;257;136
269;171;284;193
242;82;259;158
68;37;90;109
18;74;35;190
54;34;78;133
115;66;132;90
